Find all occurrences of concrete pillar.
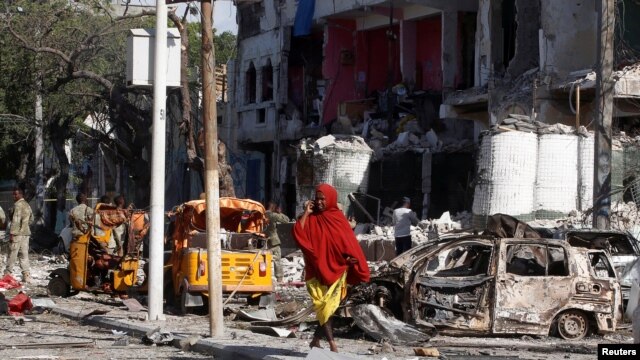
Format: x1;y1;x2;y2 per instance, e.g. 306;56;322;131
474;0;491;86
441;10;458;97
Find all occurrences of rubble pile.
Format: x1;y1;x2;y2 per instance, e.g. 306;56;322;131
495;115;577;134
610;202;640;234
615;131;640;146
281;255;306;283
526;201;640;236
614;62;640;79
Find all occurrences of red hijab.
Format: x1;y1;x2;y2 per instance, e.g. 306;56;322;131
292;183;370;286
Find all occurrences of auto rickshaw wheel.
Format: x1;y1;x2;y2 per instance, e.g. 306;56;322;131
556;310;589;340
177;289;191;315
47;276;70;297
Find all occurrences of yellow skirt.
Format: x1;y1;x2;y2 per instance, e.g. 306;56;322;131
306;272;348;325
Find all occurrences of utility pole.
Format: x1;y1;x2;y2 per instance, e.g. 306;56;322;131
593;0;615;229
202;0;224;337
148;0;168;321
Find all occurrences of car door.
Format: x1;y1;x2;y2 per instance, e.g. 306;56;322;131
493;240;574;336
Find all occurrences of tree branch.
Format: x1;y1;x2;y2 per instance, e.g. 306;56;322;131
8;26;72;63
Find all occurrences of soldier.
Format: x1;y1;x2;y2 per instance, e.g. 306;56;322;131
265;201;289;283
2;187;34;283
112;194;127;256
69;193;93;237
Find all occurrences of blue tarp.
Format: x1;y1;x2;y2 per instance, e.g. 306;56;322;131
293;0;315;37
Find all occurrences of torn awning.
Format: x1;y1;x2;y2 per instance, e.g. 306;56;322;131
293;0;315;37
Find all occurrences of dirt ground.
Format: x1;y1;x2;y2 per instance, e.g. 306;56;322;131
0;253;635;360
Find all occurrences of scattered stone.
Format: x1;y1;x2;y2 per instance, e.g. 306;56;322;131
178;335;200;351
142;327;174;346
414;347;440;357
112;336;129;346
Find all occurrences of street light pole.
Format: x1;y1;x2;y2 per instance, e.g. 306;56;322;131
148;0;168;321
201;0;224;337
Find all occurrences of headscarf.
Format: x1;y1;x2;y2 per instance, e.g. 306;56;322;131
292;183;370;286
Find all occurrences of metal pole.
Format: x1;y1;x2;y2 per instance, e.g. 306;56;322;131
202;0;224;337
592;0;615;229
576;85;581;129
148;0;168;321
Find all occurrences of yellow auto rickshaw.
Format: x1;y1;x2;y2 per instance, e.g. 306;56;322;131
168;197;273;313
48;203;149;297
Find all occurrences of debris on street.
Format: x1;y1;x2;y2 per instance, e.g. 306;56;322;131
0;274;21;291
143;327;174;346
248;325;296;338
350;304;433;345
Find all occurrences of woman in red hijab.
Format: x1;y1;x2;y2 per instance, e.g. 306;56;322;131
293;183;370;352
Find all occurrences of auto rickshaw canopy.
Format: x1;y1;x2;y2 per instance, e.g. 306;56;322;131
177;197;267;235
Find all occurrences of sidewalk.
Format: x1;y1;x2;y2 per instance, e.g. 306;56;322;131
47;296;377;360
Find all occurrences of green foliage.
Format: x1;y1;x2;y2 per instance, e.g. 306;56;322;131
0;0;153;184
215;30;237;67
186;22;237;75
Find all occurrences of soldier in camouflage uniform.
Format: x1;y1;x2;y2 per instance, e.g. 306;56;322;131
69;193;93;237
2;187;33;283
265;201;290;283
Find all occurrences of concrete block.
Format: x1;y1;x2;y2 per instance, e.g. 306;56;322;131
374;240;397;261
358;239;376;261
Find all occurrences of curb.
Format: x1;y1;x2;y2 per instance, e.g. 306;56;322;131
49;307;295;360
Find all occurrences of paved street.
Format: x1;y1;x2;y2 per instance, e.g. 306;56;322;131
0;253;635;359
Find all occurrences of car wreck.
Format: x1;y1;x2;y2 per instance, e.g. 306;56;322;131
348;234;622;340
554;228;640;307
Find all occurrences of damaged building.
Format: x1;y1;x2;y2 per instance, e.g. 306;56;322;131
226;0;640;225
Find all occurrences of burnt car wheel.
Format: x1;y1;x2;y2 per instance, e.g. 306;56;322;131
556;310;589;340
47;276;70;297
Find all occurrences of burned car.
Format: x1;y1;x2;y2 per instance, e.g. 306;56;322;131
554;229;640;306
350;235;622;340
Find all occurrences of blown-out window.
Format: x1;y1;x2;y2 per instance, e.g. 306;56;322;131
261;59;273;102
245;62;256;104
425;244;493;277
506;244;569;277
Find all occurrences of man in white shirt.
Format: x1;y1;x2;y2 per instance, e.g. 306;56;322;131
392;197;419;256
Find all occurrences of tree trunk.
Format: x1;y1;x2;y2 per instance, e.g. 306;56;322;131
218;141;235;197
169;11;197;164
50;128;70;213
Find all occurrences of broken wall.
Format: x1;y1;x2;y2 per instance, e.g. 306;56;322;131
475;0;492;87
322;19;358;124
506;0;540;79
540;0;597;79
355;24;402;95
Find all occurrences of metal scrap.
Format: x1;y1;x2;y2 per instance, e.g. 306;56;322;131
0;340;95;350
350;304;434;345
248;326;296;338
250;304;314;326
